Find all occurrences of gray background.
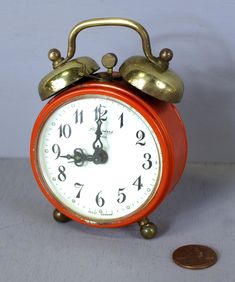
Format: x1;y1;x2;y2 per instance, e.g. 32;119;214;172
0;0;235;162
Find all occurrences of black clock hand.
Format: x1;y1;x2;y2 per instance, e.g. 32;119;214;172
60;147;106;166
60;148;88;167
60;147;108;166
92;108;108;164
92;118;104;150
60;154;74;160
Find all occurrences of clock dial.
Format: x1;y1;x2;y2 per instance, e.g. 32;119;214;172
37;94;162;223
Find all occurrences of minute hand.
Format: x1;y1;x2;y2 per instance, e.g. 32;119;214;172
92;118;103;150
92;113;108;164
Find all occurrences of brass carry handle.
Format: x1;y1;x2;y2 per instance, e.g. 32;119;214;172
57;18;159;67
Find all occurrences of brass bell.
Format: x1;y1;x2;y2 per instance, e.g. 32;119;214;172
38;18;184;103
120;48;184;103
38;49;99;101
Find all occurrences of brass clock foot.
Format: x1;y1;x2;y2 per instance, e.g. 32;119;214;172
138;218;157;239
53;209;71;223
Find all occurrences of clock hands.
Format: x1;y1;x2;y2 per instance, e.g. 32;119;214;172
59;105;108;166
60;148;91;167
60;146;108;166
92;106;108;164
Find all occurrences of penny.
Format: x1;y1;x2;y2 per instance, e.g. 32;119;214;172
172;245;217;269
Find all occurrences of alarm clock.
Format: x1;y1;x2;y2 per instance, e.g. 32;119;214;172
30;18;187;239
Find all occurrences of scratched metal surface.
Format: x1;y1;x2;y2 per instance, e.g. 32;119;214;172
0;160;234;282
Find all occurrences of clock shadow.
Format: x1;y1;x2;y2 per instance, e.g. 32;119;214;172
50;164;235;239
150;164;235;236
67;219;141;239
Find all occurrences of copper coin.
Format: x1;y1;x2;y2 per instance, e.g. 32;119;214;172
172;245;217;269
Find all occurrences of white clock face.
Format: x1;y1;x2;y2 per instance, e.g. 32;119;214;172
37;94;162;224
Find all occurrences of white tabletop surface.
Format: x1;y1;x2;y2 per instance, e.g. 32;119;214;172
0;159;235;282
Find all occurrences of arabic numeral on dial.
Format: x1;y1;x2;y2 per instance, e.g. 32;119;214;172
118;113;124;128
94;105;107;121
133;176;143;191
74;183;84;198
142;153;152;170
117;188;126;203
95;191;105;207
136;130;146;146
58;124;71;138
58;166;66;182
52;144;61;159
74;109;83;124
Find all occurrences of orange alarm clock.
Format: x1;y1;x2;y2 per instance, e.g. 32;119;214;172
30;18;187;239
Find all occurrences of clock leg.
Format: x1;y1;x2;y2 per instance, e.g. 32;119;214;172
53;209;71;223
138;217;157;239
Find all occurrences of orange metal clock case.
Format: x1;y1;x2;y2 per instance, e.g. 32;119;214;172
30;80;188;228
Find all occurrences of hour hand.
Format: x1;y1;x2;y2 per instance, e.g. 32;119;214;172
60;154;74;160
60;147;108;166
60;148;86;167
